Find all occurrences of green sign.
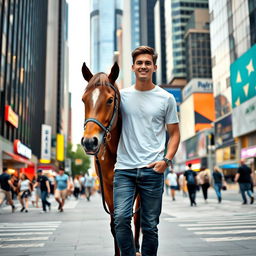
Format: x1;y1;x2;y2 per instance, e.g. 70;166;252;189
230;44;256;108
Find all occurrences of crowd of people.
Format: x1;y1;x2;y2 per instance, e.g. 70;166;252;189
0;167;96;213
166;160;255;206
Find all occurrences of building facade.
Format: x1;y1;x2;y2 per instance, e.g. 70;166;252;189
0;0;48;174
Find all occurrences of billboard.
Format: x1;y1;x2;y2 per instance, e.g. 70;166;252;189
163;88;182;112
230;44;256;108
41;124;52;162
214;114;234;149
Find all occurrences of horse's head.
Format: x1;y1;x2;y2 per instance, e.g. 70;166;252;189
81;62;120;155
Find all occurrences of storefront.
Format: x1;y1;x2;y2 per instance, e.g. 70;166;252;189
0;137;37;180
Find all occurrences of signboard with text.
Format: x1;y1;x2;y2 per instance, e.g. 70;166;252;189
13;139;32;159
5;105;19;128
41;124;52;162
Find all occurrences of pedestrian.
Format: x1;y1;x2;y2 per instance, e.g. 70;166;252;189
31;177;40;208
0;168;16;212
10;174;19;200
198;167;211;202
18;174;32;212
54;167;69;212
235;159;254;205
184;163;197;206
34;169;51;213
178;172;188;197
114;46;180;255
166;168;178;201
73;175;81;199
85;173;95;201
79;175;86;198
212;166;225;203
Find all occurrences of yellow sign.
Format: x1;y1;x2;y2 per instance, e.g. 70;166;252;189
40;159;51;164
56;134;64;161
5;105;19;128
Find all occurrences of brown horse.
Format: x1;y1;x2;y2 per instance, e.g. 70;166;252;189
81;62;141;256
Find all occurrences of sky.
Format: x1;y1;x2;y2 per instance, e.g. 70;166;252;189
67;0;90;145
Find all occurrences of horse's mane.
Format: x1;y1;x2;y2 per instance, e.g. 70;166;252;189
86;72;109;90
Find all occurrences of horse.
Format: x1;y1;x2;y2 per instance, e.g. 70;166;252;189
80;62;141;256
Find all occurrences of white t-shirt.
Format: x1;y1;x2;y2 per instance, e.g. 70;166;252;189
115;85;179;170
167;172;177;186
20;179;30;192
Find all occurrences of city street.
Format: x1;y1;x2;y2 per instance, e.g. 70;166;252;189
0;189;256;256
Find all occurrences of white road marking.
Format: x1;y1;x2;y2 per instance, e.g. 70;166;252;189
203;236;256;242
0;243;45;248
0;228;56;232
179;221;256;227
0;232;53;236
0;237;49;242
195;230;256;235
188;225;256;230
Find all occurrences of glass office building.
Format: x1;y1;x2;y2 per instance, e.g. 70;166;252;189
90;0;123;74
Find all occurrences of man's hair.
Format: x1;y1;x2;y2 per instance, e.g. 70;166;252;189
188;163;192;168
132;46;158;64
3;168;7;172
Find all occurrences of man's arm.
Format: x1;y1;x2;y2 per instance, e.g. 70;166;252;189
148;123;180;173
46;180;51;194
234;173;240;183
8;180;16;191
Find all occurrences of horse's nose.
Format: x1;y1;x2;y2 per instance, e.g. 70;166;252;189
81;137;99;153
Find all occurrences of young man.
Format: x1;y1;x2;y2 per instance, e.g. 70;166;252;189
54;168;69;212
235;159;254;204
184;163;197;206
114;46;180;256
0;168;16;213
34;169;51;213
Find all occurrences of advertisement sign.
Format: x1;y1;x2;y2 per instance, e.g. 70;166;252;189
215;90;232;119
185;132;207;159
232;96;256;137
214;114;234;148
41;124;52;162
5;105;19;128
182;78;213;100
230;44;256;108
163;88;182;112
241;145;256;159
13;140;32;159
56;134;64;162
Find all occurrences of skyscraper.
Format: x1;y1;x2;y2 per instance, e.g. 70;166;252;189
90;0;123;74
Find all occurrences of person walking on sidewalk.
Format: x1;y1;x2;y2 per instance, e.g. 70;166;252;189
18;174;31;212
34;169;51;213
114;46;180;256
212;167;225;203
166;168;178;201
198;167;211;202
184;163;197;206
235;159;254;205
0;168;16;213
85;173;95;201
54;167;69;212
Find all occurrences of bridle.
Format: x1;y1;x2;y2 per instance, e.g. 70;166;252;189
81;81;120;216
82;82;119;155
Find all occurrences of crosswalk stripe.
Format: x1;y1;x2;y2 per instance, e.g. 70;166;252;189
180;222;256;227
0;226;58;229
197;220;256;224
0;232;53;236
165;216;256;222
0;228;56;232
188;225;256;230
0;237;49;242
0;243;45;248
195;230;256;235
203;236;256;242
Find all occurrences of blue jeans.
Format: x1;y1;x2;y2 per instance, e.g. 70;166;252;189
41;190;51;211
239;183;253;203
114;168;164;256
214;183;222;200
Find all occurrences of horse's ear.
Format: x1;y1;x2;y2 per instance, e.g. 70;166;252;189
108;62;119;84
82;62;93;82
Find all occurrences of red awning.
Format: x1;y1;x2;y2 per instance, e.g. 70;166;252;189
3;152;35;166
37;164;58;171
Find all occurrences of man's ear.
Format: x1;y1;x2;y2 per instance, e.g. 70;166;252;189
108;62;119;84
82;62;93;82
153;65;158;72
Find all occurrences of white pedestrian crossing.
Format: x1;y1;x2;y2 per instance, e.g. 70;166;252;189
167;213;256;243
0;221;61;249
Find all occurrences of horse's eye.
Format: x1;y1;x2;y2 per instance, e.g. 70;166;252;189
107;98;114;105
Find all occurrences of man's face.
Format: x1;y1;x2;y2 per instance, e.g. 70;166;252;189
59;170;64;175
132;54;157;82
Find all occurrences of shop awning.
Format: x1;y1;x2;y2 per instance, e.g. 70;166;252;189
3;151;35;166
219;163;239;169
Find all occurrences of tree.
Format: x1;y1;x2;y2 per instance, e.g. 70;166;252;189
67;142;91;177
